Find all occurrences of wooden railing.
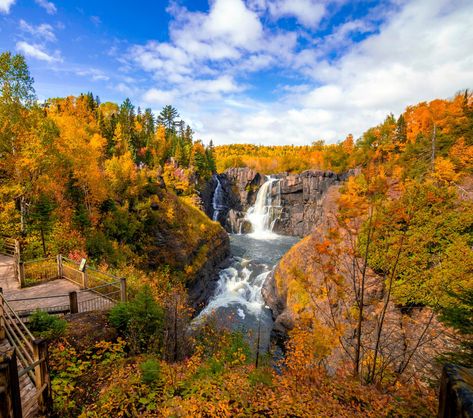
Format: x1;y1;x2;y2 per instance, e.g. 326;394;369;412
0;236;21;286
0;237;17;257
0;288;51;415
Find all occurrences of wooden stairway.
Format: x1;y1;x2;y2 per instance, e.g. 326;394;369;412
0;339;39;418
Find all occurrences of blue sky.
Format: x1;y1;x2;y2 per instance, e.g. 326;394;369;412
1;0;472;145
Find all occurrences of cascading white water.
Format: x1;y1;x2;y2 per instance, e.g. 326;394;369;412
246;177;281;239
212;175;226;221
198;260;271;319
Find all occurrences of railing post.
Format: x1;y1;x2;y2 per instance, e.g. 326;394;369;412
120;278;127;303
0;349;23;418
69;291;78;314
56;254;63;279
14;239;20;260
18;262;25;288
0;288;5;340
33;339;51;414
82;270;88;289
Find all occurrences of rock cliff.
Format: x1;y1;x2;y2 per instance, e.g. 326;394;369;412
438;364;473;417
202;167;350;237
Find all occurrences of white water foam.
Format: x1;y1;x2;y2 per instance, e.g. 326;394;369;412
246;177;281;240
212;175;226;221
198;261;271;319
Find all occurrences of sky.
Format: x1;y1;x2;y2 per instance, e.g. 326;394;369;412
1;0;472;145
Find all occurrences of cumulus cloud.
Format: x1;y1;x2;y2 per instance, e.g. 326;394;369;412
126;0;473;145
0;0;15;14
16;41;61;63
129;0;297;102
268;0;326;28
35;0;56;15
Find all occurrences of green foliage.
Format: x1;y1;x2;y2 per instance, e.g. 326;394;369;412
0;51;35;105
49;338;126;416
359;180;473;307
109;286;165;354
140;358;161;385
28;310;67;340
438;288;473;367
248;367;273;387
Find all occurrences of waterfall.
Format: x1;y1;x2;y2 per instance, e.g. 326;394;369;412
246;177;281;239
212;175;226;221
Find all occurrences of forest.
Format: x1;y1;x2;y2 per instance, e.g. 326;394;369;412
1;51;472;417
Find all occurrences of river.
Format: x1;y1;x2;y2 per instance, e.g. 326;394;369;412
197;177;299;353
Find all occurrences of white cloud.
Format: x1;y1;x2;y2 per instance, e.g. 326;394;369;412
0;0;15;14
203;0;263;46
129;0;297;103
268;0;326;28
19;20;56;42
124;0;473;146
143;88;178;106
76;68;109;81
16;41;61;63
35;0;56;15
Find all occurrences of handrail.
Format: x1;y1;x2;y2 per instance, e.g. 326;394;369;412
7;294;70;302
1;292;35;341
22;257;56;265
78;282;120;292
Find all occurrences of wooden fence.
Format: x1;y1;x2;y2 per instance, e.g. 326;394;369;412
0;288;50;416
5;255;127;319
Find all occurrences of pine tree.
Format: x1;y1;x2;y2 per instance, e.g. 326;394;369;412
158;105;179;132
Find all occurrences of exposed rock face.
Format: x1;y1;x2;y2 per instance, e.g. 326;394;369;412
272;170;344;236
202;167;352;237
438;364;473;418
186;230;230;313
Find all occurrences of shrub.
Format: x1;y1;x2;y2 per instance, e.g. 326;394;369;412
140;358;161;384
28;310;67;340
109;285;165;354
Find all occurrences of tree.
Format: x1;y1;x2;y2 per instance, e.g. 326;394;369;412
29;193;55;256
118;98;137;158
0;52;35;105
206;140;217;173
158;105;179;132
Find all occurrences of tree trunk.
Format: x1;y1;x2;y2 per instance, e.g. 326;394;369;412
354;205;374;377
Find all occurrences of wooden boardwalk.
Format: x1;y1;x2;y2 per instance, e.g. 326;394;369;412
0;255;113;314
0;334;39;418
0;254;20;292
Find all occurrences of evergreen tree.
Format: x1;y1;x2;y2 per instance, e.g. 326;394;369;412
395;114;407;144
29;193;55;256
118;98;137;158
158;105;179;132
206;140;217;173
